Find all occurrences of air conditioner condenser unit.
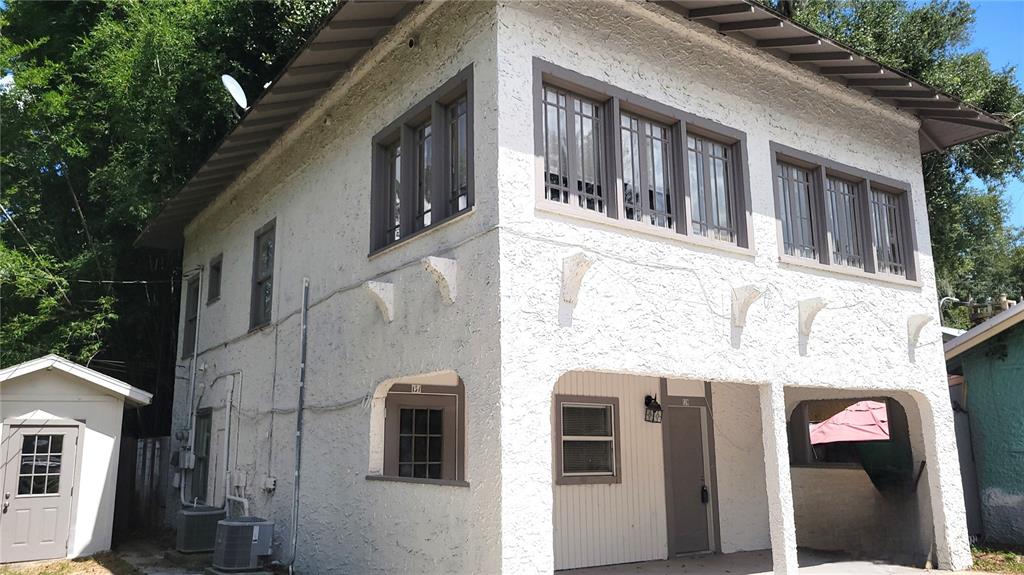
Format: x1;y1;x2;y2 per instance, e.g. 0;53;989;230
212;517;274;572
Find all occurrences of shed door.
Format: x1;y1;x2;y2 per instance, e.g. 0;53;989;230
1;425;79;563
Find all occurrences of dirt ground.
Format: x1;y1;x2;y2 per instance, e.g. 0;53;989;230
0;553;140;575
973;546;1024;574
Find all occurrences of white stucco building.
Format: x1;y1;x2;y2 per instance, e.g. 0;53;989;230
0;355;152;563
137;1;1009;573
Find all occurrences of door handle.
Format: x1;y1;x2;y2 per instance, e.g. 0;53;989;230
2;501;8;513
700;485;709;504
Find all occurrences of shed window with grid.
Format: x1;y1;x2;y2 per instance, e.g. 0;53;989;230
371;69;473;252
554;395;620;485
776;161;818;260
250;220;275;329
871;188;909;277
689;134;738;242
383;385;464;482
18;435;63;495
182;277;199;358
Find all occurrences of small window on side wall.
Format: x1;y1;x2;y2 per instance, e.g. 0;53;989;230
182;277;200;358
383;383;464;482
371;68;473;252
207;254;223;304
554;395;620;485
250;220;275;330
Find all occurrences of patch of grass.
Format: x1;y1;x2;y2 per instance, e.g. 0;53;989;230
0;552;140;575
974;545;1024;574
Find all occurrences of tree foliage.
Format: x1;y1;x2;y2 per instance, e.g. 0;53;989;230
769;0;1024;325
1;0;332;432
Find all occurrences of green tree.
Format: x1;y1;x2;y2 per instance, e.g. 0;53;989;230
1;0;332;433
767;0;1024;326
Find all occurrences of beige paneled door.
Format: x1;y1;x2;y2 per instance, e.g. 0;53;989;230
1;425;80;563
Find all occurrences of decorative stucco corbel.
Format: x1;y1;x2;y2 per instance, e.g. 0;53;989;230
731;285;763;328
422;256;457;304
363;281;394;323
907;314;932;348
561;252;594;305
798;297;828;337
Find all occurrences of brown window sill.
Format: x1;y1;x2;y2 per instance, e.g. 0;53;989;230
365;474;469;488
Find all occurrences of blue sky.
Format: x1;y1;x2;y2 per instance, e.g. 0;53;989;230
966;0;1024;227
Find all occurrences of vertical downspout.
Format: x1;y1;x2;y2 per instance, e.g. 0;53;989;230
179;266;204;506
287;278;310;573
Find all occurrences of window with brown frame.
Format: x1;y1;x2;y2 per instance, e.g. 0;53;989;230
776;161;818;260
771;143;916;280
554;395;621;485
536;62;751;249
371;68;473;252
207;254;223;304
250;219;275;329
383;384;464;483
182;276;200;358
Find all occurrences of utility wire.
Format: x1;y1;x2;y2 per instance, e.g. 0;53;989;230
0;202;73;306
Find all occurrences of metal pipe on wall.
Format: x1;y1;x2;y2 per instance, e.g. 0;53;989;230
286;277;310;573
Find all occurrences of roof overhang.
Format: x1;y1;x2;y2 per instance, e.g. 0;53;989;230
0;354;154;406
137;0;1010;250
136;0;419;249
650;1;1010;152
944;303;1024;361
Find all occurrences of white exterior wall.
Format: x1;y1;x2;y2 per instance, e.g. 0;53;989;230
493;1;968;573
171;3;502;573
168;0;971;572
1;371;126;558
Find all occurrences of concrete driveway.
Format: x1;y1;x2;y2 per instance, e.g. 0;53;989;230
563;549;975;574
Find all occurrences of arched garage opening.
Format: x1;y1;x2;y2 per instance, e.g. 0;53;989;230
786;390;934;566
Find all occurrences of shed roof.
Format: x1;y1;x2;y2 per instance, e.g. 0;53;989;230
136;0;1011;249
944;303;1024;361
0;354;154;406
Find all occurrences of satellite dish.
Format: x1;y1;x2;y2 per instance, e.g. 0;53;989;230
220;74;248;109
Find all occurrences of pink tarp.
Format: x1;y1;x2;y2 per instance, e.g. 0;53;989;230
809;400;889;445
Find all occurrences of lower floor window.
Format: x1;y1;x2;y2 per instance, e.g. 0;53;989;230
384;384;463;482
555;395;620;485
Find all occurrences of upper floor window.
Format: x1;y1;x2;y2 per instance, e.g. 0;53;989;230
371;68;473;252
689;134;737;242
207;254;223;304
535;62;751;249
825;176;864;269
870;188;908;277
543;86;607;212
776;161;818;260
250;219;275;329
771;143;916;280
182;276;200;358
621;113;674;228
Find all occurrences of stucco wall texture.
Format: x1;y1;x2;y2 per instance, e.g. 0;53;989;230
168;1;970;573
960;326;1024;545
